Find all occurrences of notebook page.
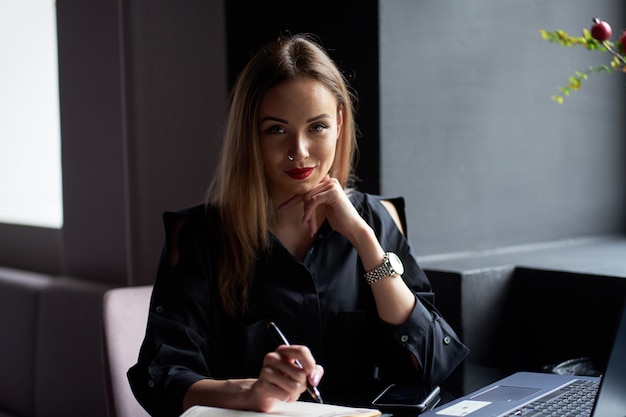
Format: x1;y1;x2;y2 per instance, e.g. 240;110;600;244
180;401;382;417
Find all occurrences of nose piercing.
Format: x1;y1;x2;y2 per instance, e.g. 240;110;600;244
288;154;294;161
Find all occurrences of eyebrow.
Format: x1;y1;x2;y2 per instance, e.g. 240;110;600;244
307;114;331;123
259;114;331;124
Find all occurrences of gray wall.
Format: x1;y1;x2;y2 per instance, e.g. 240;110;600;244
380;0;626;256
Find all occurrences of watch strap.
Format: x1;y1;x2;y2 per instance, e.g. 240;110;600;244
364;253;394;285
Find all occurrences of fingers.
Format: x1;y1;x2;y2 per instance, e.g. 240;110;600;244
275;345;319;378
309;364;324;387
300;177;338;227
278;176;335;214
277;175;360;238
258;345;323;403
301;179;336;222
257;355;304;403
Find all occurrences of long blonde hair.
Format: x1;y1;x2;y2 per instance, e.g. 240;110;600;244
207;34;358;315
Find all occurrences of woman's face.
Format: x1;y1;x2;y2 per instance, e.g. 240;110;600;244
258;77;342;204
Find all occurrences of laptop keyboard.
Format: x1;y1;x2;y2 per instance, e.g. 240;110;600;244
505;379;600;417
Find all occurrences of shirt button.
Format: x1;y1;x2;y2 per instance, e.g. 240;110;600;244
400;334;409;343
148;380;155;388
155;306;164;314
443;336;451;345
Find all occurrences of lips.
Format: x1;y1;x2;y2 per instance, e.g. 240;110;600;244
285;167;314;180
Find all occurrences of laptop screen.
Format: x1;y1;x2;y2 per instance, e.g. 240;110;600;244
592;299;626;417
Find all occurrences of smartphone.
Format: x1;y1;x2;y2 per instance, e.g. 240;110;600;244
371;384;441;413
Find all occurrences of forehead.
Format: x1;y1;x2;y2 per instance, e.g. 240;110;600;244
258;77;338;117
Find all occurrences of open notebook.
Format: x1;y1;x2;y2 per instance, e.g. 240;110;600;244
180;401;381;417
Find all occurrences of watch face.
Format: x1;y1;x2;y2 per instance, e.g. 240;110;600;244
388;253;405;275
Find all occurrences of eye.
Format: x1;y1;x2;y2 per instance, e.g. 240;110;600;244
264;125;286;134
311;123;328;133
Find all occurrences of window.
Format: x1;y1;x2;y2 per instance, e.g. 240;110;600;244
0;0;62;228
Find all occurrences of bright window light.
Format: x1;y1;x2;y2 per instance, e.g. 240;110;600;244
0;0;63;228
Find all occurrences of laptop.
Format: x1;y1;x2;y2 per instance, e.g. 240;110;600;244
422;300;626;417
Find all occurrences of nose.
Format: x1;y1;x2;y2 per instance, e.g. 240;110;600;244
288;132;309;161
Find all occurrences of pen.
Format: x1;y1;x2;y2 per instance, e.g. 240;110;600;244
267;321;324;404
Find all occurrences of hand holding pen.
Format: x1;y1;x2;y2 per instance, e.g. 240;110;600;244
267;322;324;404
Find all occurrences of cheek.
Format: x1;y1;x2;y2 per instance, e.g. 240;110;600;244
260;143;283;177
260;140;276;162
319;139;337;167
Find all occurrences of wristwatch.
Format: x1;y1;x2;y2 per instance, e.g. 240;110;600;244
364;252;404;285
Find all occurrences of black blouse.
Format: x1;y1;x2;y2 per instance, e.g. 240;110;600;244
128;191;469;417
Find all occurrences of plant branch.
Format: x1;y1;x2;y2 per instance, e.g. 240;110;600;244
602;41;626;64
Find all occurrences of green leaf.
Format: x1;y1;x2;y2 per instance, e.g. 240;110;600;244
540;23;626;103
575;71;588;80
552;95;564;104
582;28;593;40
567;77;582;90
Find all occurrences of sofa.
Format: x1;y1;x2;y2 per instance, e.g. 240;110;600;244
0;267;113;417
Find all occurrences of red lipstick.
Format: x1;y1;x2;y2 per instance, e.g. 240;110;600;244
285;167;314;180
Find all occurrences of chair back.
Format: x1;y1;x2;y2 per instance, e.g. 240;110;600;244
102;286;153;417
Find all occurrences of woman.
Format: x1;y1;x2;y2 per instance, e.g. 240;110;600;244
128;34;468;417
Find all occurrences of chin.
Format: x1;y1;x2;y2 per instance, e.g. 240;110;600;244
284;182;314;195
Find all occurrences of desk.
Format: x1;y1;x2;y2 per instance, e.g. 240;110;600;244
386;363;512;417
177;364;510;417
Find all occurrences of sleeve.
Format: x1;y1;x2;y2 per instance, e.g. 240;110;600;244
127;209;216;417
365;194;470;386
